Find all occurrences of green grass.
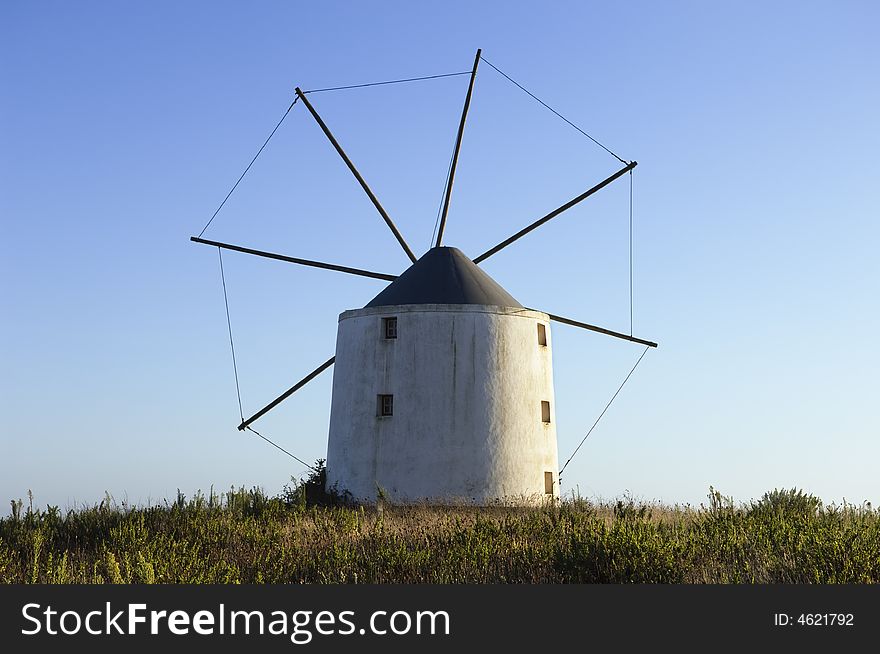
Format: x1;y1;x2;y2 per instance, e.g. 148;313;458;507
1;477;877;583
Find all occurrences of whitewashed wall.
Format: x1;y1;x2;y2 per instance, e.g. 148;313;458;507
325;304;559;505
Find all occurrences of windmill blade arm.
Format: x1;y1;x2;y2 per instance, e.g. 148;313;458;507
294;87;417;263
535;310;657;348
191;237;398;281
238;356;336;431
435;48;481;247
473;161;637;264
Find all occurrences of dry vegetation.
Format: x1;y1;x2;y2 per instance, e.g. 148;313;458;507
1;468;877;583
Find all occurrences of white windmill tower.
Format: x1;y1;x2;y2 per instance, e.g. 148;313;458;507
327;247;559;504
191;49;657;505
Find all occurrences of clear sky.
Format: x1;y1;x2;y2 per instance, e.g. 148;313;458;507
2;1;878;512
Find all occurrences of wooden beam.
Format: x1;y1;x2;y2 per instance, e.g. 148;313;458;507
473;161;637;264
295;87;417;263
190;237;398;281
238;356;336;431
435;48;481;247
535;310;657;348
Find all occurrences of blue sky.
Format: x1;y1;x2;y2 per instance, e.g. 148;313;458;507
2;1;878;511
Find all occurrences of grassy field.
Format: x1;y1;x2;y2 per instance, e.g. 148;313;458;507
1;471;877;583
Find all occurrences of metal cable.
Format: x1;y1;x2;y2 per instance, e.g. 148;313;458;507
218;248;244;422
197;97;298;238
218;250;319;472
303;71;471;94
220;249;317;472
245;426;317;471
559;345;650;477
479;55;628;165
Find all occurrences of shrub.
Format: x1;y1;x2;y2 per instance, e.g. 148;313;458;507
750;488;822;516
281;459;352;508
1;485;876;583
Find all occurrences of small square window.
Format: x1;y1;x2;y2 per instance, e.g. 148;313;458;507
377;394;394;417
537;323;547;346
383;317;397;339
544;471;554;495
541;401;551;423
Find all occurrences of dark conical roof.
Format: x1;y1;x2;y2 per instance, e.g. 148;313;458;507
365;247;522;308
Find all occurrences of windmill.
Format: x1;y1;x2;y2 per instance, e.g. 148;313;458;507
191;49;658;505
